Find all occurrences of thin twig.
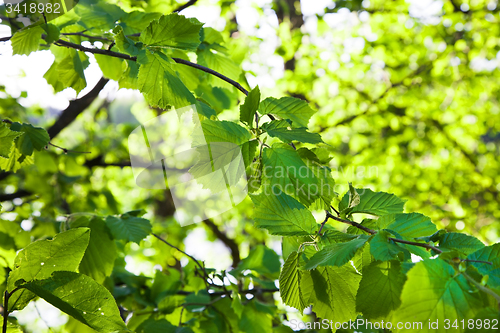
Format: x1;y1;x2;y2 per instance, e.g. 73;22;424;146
47;142;90;154
152;233;209;281
388;237;443;253
61;32;111;42
462;271;500;306
462;259;493;265
51;38;250;95
2;288;20;333
172;57;248;95
326;211;445;253
326;211;376;234
317;213;329;235
54;39;135;60
173;0;198;12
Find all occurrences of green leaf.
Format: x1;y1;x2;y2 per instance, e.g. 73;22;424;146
0;123;21;158
113;26;140;56
262;143;319;206
95;54;124;81
0;145;34;172
10;122;50;156
467;244;500;291
369;230;409;261
346;219;378;235
105;212;152;244
258;97;315;127
136;319;177;333
42;23;60;44
140;13;203;50
119;60;139;90
138;50;197;108
185;290;211;312
230;245;280;278
261;120;323;144
44;48;88;93
118;11;163;35
11;26;44;55
189;142;246;193
240;86;260;128
197;47;241;89
414;229;447;243
22;271;127;333
303;236;368;270
356;260;405;320
376;213;437;239
241;140;259;168
297;148;336;209
319;228;358;246
69;216;117;284
439;232;485;255
339;188;406;217
250;192;317;236
7;228;90;311
193;119;251;146
279;251;309;312
301;264;361;323
74;1;125;33
228;283;244;318
239;301;272;333
394;259;483;332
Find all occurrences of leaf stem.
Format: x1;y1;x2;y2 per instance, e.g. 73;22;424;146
387;237;443;253
326;211;376;234
152;233;209;283
325;211;444;253
462;271;500;307
2;288;20;333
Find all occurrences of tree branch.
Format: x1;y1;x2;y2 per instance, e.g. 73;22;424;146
388;237;443;253
326;212;377;234
52;38;250;95
0;190;32;202
54;39;135;61
326;211;445;253
60;32;111;42
47;77;109;139
462;271;500;306
152;233;209;282
173;0;198;13
202;219;241;268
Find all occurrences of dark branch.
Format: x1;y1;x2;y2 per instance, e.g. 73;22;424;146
172;57;248;95
175;287;279;297
0;190;32;202
52;38;250;95
388;237;443;253
203;219;241;268
61;32;112;42
47;77;109;139
326;212;376;234
152;233;209;281
173;0;198;13
326;211;444;253
54;39;134;61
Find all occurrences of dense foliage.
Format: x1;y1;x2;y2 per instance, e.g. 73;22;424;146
0;0;499;332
